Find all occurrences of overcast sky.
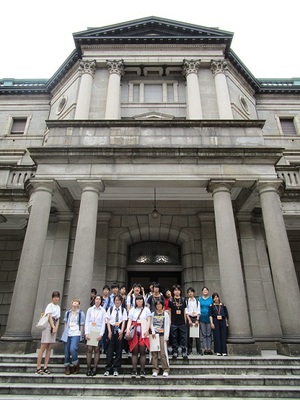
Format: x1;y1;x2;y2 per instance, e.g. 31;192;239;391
1;0;299;80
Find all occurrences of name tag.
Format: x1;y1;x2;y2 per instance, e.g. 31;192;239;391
217;315;222;320
91;322;96;326
176;310;181;315
114;322;120;327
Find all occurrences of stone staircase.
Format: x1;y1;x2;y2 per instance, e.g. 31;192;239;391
0;352;300;399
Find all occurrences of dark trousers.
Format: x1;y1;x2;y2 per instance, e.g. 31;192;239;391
187;317;201;353
171;324;187;355
105;330;123;373
212;318;227;354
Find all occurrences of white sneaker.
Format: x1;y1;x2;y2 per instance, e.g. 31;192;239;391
217;353;222;356
222;353;227;356
163;371;169;377
113;371;119;376
152;371;158;377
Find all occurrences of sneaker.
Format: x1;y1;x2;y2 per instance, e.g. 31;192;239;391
208;350;214;355
182;353;188;359
86;369;92;376
222;353;228;356
163;371;169;377
122;349;127;354
197;351;203;355
113;370;119;376
103;371;110;376
152;371;158;377
172;353;178;359
131;371;137;378
217;353;222;356
140;370;146;378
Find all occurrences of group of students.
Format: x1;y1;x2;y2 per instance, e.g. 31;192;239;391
36;282;229;378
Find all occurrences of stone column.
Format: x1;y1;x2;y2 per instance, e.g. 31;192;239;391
257;180;300;346
93;212;112;290
105;60;124;119
208;181;253;344
74;60;97;119
1;181;54;343
67;180;104;313
182;59;203;119
211;60;233;119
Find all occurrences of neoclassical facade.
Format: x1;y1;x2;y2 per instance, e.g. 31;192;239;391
0;17;299;355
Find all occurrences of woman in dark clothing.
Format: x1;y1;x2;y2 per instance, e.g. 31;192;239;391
209;293;228;356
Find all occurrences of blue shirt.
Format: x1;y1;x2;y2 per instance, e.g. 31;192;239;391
199;296;212;323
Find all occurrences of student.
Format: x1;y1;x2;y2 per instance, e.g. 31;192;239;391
90;288;97;307
209;293;229;356
107;282;119;309
145;281;155;303
85;294;106;376
104;294;127;376
164;288;172;311
101;285;110;310
126;294;151;378
119;285;127;310
186;287;202;355
36;291;61;375
150;300;170;377
199;287;213;355
147;283;165;312
127;283;145;312
169;285;188;359
61;298;85;375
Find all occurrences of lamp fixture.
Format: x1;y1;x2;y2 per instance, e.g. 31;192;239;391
151;188;160;219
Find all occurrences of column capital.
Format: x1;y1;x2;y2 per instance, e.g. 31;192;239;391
197;212;215;222
210;60;229;77
255;179;284;196
106;59;124;77
207;179;236;195
77;179;105;194
182;59;201;77
78;60;97;76
98;212;113;222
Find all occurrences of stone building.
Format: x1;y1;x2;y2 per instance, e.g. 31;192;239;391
0;17;299;355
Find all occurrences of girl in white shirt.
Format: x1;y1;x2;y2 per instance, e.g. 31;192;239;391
36;291;61;375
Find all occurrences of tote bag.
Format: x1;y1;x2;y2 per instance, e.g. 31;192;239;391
36;314;49;330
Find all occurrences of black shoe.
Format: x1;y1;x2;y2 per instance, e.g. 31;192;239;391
197;351;203;355
91;368;97;376
182;353;188;359
86;370;92;376
140;370;146;378
172;353;178;359
131;371;137;378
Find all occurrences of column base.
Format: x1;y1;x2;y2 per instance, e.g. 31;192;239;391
227;343;261;356
227;335;256;344
0;340;37;354
277;341;300;356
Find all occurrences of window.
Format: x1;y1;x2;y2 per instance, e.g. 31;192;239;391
128;241;181;265
128;81;179;103
10;118;27;134
279;118;297;136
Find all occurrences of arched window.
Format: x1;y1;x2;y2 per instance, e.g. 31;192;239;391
128;241;181;265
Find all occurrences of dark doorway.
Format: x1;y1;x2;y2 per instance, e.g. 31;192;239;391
127;270;181;294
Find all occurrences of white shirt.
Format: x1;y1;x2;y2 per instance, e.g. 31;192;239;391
185;297;201;317
128;306;151;321
85;305;106;336
106;306;127;326
45;302;61;319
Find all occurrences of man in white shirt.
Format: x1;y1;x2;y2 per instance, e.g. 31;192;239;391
104;294;128;376
186;287;202;355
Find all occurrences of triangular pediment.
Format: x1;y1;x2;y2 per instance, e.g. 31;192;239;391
73;16;233;49
132;111;175;120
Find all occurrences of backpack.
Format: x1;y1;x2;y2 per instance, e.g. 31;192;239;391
66;309;82;326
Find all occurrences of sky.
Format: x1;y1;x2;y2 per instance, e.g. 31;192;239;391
1;0;300;80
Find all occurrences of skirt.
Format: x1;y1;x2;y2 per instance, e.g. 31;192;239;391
41;324;57;344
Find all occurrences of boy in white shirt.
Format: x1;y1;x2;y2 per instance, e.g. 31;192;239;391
186;287;202;355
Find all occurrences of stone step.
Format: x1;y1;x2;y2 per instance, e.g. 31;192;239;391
1;354;300;366
1;363;300;376
0;382;300;398
1;372;300;386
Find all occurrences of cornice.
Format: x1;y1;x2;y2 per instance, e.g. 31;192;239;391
45;119;266;129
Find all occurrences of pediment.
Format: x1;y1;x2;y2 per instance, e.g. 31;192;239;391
73;16;233;48
132;111;175;120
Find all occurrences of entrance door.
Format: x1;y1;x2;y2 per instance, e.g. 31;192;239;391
127;270;181;294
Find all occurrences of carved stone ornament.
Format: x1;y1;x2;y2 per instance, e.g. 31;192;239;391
78;60;97;76
107;60;125;77
182;59;201;77
210;60;228;76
